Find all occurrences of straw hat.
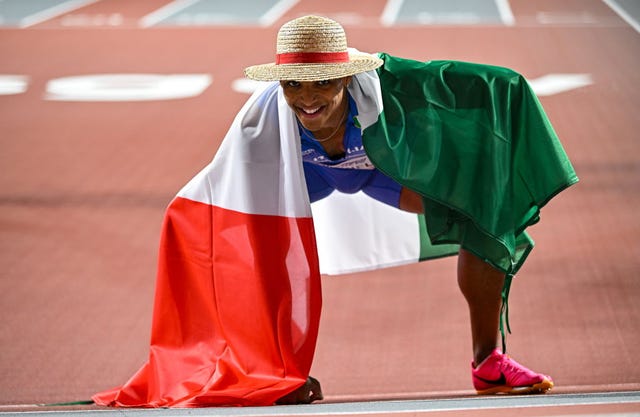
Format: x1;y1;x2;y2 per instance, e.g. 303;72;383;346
244;15;383;82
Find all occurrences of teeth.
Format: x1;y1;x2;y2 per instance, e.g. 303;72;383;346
302;107;321;114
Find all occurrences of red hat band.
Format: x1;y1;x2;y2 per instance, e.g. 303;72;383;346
275;51;350;65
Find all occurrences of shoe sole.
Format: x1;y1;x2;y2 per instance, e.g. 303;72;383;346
475;378;554;395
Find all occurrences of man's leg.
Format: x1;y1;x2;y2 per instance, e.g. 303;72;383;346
399;187;553;394
400;186;507;362
457;248;503;365
458;245;553;394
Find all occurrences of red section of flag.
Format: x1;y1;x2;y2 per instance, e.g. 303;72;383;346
93;197;322;407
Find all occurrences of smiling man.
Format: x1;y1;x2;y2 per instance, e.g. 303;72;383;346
93;15;577;408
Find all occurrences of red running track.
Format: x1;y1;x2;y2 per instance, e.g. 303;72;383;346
0;0;639;414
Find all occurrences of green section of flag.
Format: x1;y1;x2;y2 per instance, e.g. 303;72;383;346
364;54;578;274
417;214;459;261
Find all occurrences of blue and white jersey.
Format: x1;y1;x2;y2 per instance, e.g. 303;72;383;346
300;95;375;170
299;94;402;208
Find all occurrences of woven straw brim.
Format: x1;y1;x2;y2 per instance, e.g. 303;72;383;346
244;52;383;82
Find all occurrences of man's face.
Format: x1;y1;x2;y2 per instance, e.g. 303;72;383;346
280;77;351;133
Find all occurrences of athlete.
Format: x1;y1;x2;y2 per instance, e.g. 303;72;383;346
95;15;577;408
244;15;576;399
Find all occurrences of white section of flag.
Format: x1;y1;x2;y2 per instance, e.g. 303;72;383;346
178;81;311;218
312;191;422;275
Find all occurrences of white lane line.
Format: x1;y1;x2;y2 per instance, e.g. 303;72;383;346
259;0;300;27
19;0;100;28
603;0;640;34
1;391;638;416
234;392;637;415
138;0;201;28
490;412;640;417
380;0;404;27
495;0;515;26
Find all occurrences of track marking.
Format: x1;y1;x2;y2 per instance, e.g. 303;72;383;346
138;0;201;28
381;0;513;26
0;392;638;416
326;383;640;403
603;0;640;34
19;0;99;28
536;12;599;25
495;0;515;26
528;74;593;96
59;13;124;27
227;390;640;415
0;75;29;95
232;78;263;94
43;74;212;101
380;0;404;27
0;73;594;99
258;0;300;27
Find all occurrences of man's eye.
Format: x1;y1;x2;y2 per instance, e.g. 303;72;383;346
316;80;330;86
286;81;300;87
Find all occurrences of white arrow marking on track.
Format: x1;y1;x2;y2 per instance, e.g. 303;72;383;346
0;75;29;95
527;73;593;96
44;74;213;101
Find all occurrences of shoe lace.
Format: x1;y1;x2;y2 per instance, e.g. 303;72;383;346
499;273;514;353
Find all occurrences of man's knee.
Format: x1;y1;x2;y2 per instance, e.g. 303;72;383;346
399;187;424;214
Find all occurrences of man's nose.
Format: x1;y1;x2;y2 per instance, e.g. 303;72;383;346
299;85;318;103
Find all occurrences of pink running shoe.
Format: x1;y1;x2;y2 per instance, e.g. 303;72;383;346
472;349;554;395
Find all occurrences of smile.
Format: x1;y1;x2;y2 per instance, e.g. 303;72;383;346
302;107;320;114
298;106;325;118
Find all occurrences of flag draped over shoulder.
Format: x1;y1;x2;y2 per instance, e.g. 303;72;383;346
360;53;579;275
93;53;577;408
311;68;461;275
93;83;322;407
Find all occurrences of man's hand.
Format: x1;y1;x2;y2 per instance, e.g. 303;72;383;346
275;376;323;405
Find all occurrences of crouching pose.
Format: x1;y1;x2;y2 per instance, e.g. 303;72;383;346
93;15;577;407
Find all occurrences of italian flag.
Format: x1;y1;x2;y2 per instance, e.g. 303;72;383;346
93;54;577;407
